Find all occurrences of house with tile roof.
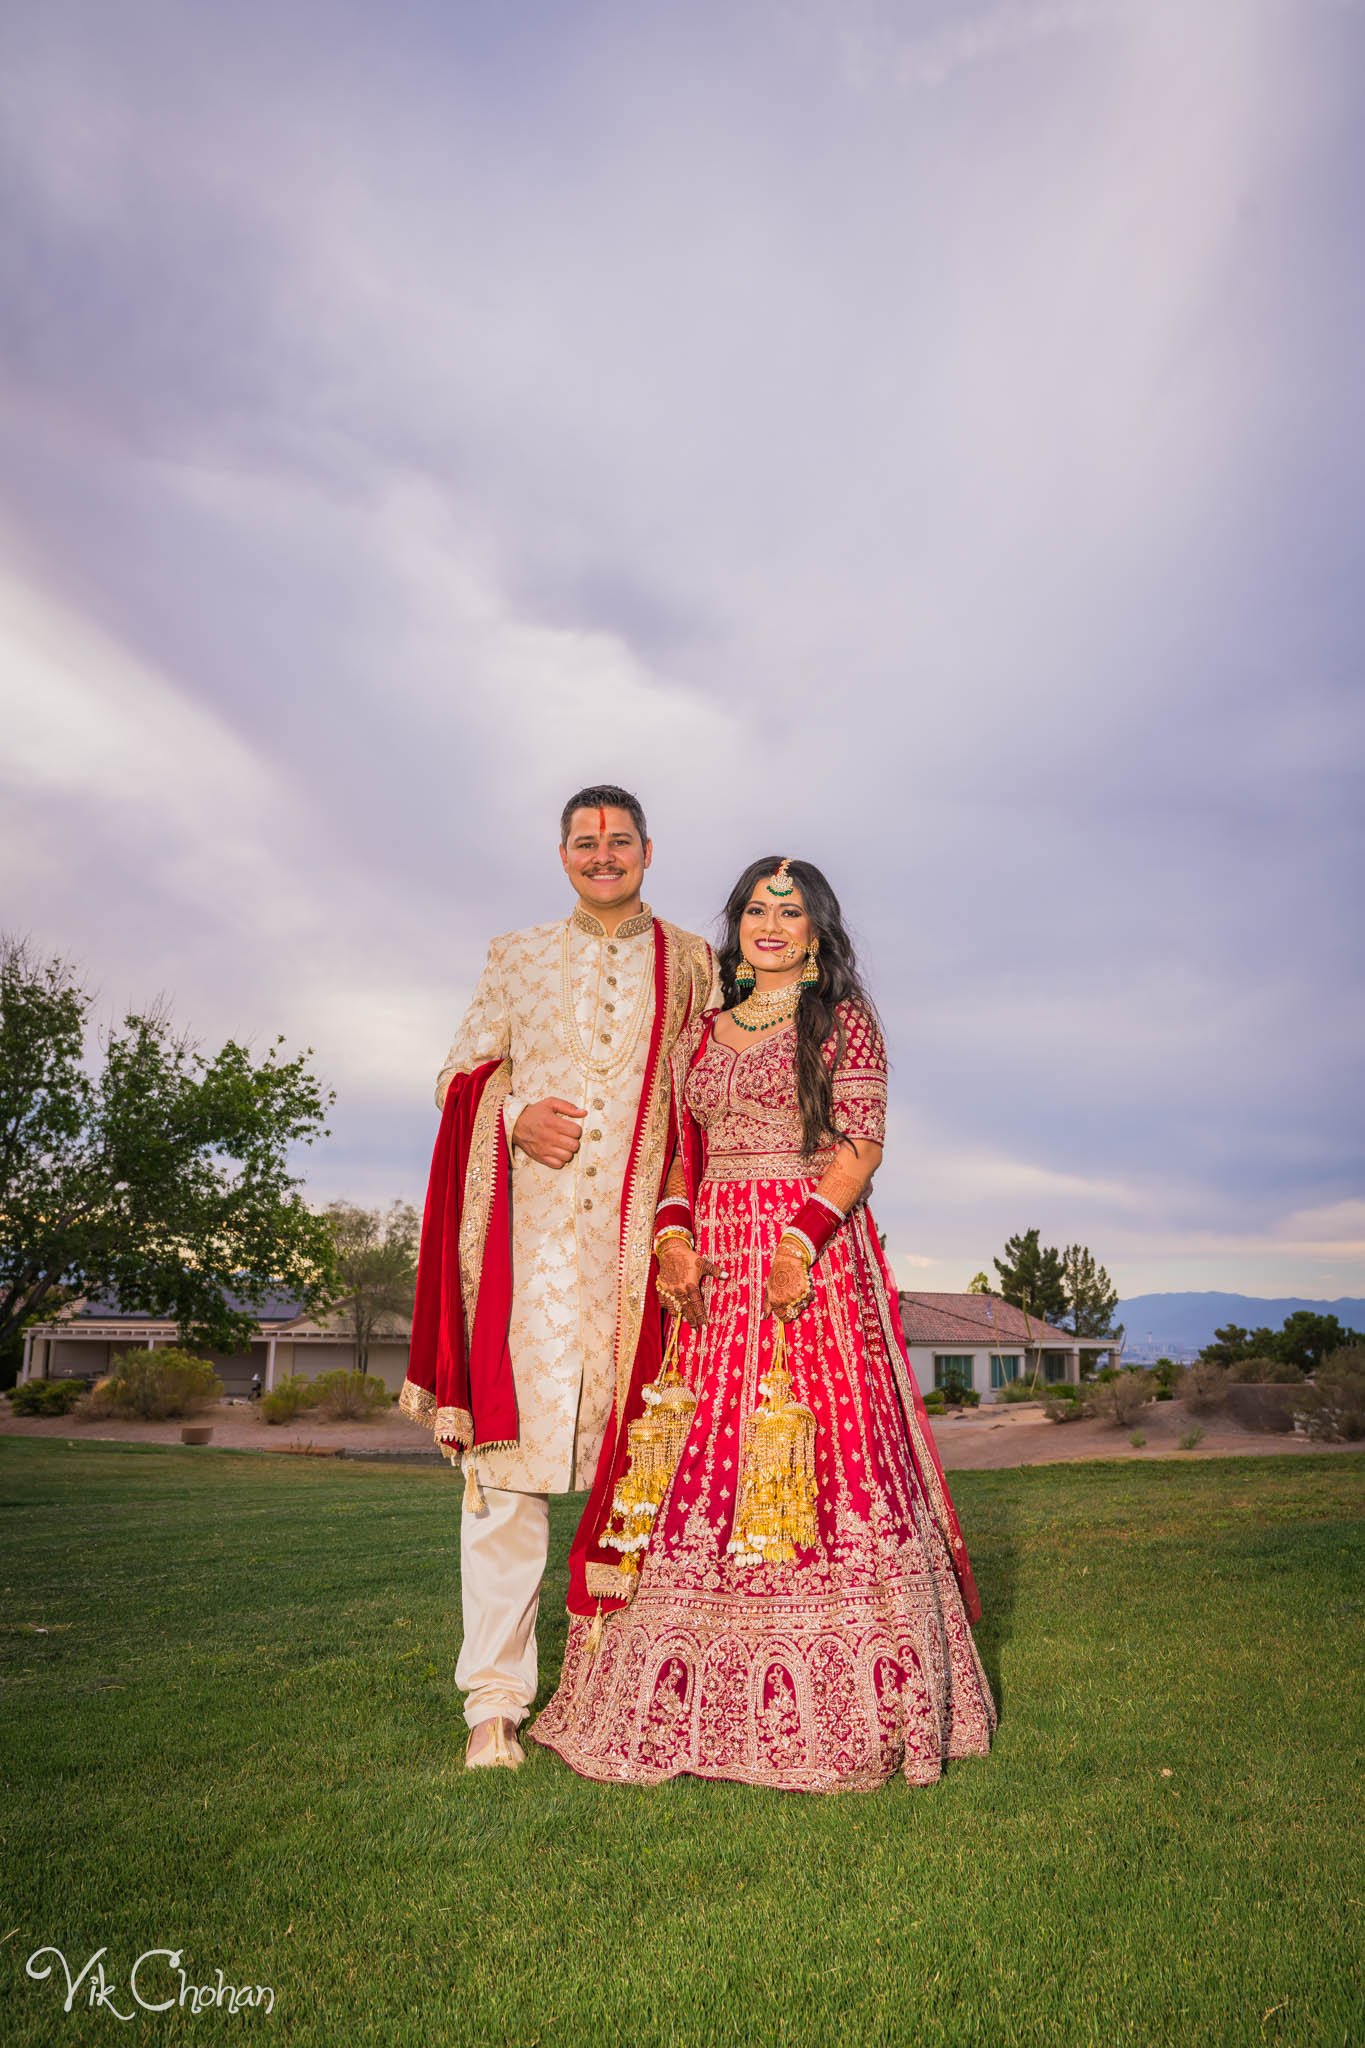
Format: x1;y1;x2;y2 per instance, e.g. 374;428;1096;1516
18;1294;413;1399
899;1292;1118;1400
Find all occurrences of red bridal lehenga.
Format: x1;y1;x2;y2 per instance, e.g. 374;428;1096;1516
531;1004;997;1793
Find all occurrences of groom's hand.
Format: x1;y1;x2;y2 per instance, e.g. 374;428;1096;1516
512;1098;586;1168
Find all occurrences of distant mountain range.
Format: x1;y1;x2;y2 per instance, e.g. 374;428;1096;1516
1116;1293;1365;1361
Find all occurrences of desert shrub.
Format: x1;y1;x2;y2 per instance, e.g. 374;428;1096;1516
1225;1383;1298;1434
1093;1365;1120;1384
259;1375;321;1425
995;1380;1046;1404
1151;1358;1182;1398
924;1392;946;1415
1181;1360;1231;1414
1179;1426;1205;1449
1129;1430;1147;1448
1227;1355;1304;1384
1293;1348;1365;1442
1043;1397;1084;1423
307;1369;394;1421
80;1348;222;1420
1040;1379;1080;1403
10;1378;86;1417
1084;1369;1157;1428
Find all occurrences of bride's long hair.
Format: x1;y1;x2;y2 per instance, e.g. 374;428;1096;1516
716;856;880;1157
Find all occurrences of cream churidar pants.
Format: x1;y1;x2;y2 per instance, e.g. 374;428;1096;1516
454;1485;550;1729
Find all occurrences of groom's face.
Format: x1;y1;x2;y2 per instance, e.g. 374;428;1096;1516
560;805;652;914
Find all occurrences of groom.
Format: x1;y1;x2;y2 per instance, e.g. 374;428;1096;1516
400;785;717;1767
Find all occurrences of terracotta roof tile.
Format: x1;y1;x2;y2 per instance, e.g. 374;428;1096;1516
897;1291;1107;1347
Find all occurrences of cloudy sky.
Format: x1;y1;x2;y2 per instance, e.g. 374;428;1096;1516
3;0;1362;1302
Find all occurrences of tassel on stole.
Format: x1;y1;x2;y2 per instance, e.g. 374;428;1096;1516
462;1458;486;1515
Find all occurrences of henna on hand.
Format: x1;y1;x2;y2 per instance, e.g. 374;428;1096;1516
656;1237;717;1328
764;1240;812;1322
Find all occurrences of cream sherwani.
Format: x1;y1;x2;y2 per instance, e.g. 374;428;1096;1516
434;900;716;1728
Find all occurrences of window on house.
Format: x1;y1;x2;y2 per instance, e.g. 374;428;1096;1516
1043;1353;1068;1382
934;1355;974;1391
990;1355;1021;1389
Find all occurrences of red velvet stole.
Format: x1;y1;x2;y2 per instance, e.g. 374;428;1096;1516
566;933;698;1617
404;1057;517;1454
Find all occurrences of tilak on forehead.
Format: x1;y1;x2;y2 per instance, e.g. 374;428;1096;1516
599;806;606;834
765;858;795;898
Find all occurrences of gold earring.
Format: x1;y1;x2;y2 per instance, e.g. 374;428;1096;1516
734;956;756;990
799;940;820;987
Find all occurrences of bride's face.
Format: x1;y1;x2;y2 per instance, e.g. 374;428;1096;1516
738;883;812;976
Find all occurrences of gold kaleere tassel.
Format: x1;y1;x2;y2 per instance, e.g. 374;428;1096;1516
601;1318;696;1575
584;1601;605;1658
727;1322;820;1566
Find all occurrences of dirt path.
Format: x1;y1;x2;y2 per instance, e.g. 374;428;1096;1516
3;1395;1362;1471
927;1398;1363;1469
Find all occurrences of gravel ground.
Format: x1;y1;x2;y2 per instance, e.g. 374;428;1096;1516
2;1394;1360;1470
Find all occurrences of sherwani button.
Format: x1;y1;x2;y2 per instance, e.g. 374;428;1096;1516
586;1165;597;1177
592;1097;604;1110
583;1198;594;1210
590;1130;602;1141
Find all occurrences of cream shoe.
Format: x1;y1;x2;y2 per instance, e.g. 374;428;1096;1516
465;1717;526;1770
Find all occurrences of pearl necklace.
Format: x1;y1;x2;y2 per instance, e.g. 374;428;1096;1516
731;980;804;1033
559;919;653;1080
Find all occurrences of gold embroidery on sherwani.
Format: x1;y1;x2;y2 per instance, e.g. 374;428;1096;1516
426;911;713;1495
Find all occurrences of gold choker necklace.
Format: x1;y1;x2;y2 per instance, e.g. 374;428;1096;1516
731;980;803;1033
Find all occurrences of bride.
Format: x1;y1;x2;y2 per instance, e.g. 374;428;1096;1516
532;856;996;1792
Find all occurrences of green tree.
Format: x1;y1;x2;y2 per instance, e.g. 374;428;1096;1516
0;937;336;1357
992;1227;1067;1324
967;1271;993;1295
1275;1310;1361;1374
1060;1243;1123;1341
1200;1324;1257;1367
1198;1317;1349;1370
321;1200;420;1374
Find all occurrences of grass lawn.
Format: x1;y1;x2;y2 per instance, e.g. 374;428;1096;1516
1;1439;1361;2047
